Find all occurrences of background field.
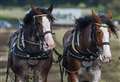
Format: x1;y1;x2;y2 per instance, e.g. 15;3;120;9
0;27;120;82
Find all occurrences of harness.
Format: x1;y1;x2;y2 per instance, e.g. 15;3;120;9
66;23;111;62
10;29;52;59
12;45;50;60
66;29;101;61
10;14;53;60
62;23;111;74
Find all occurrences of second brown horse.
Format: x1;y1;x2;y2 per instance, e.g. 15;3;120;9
62;10;118;82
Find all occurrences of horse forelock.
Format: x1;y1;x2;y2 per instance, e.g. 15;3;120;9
23;8;54;25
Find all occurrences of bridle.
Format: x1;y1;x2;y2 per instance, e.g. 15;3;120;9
28;14;52;44
95;23;110;46
10;9;55;59
69;22;110;61
17;14;53;51
91;23;110;47
33;14;52;36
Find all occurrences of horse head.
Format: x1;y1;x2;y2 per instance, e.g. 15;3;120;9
94;10;118;63
21;5;55;54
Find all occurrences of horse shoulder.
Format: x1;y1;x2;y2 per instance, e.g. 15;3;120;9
8;29;21;48
63;29;74;49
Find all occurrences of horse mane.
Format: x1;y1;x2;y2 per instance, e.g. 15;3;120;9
75;15;118;37
23;10;34;24
75;15;95;31
99;14;118;37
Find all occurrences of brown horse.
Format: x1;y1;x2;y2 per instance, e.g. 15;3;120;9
7;5;55;82
62;10;118;82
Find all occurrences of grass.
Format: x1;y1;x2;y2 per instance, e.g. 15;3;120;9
0;7;25;21
101;33;120;82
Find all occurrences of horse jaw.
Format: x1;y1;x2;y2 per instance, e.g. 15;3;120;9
100;26;112;63
42;16;55;49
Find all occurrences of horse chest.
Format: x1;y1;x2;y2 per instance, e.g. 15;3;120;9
63;56;81;72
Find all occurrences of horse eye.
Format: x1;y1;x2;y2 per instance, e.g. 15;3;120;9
37;22;41;25
97;30;102;34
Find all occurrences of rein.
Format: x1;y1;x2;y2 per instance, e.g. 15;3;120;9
17;22;53;47
33;14;47;23
33;14;47;18
22;39;41;46
102;42;110;45
20;31;52;46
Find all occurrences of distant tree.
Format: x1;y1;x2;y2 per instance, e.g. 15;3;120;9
85;0;113;7
17;0;27;6
0;0;17;6
85;0;100;6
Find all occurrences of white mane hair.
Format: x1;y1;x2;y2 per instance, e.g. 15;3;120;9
25;9;31;15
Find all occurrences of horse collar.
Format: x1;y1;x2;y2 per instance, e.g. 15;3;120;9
69;30;100;61
72;30;80;53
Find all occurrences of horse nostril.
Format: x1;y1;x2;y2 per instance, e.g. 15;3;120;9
118;57;120;60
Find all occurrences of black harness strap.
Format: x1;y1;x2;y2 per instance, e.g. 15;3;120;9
44;31;52;35
102;42;110;45
67;28;100;61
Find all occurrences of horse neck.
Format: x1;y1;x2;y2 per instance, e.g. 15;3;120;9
22;24;42;53
23;24;37;41
79;25;93;50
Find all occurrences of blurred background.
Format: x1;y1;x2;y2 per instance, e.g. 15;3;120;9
0;0;120;82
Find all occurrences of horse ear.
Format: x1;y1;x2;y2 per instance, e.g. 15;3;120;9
48;4;53;13
107;10;112;19
92;9;97;17
92;9;101;23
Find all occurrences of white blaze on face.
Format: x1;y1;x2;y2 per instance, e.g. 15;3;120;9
100;25;112;62
42;16;55;49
